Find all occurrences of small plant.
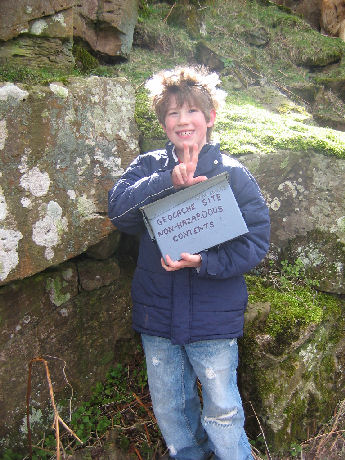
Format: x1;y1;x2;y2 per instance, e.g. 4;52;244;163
289;441;302;457
280;258;320;290
138;0;157;22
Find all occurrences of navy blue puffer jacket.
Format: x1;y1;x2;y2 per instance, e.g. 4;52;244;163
108;143;270;345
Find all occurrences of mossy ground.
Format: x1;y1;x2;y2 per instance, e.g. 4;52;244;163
246;273;341;340
123;1;345;158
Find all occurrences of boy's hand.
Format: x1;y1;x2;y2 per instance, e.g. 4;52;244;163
172;143;207;189
161;253;202;271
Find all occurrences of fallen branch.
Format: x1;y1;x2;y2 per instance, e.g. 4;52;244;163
26;357;83;459
163;2;176;23
132;392;157;423
248;400;272;460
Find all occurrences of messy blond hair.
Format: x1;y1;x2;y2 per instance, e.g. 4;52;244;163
145;66;226;141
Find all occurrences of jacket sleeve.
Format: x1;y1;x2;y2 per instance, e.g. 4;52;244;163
108;155;175;235
197;165;270;279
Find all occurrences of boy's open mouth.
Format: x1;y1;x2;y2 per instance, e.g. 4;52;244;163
177;131;193;136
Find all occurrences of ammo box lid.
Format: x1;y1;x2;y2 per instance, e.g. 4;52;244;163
140;172;248;262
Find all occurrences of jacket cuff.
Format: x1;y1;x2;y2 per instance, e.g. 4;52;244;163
197;250;208;277
197;249;221;277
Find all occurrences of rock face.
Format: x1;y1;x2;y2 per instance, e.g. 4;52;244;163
321;0;345;40
0;0;138;68
73;0;138;61
0;247;135;450
241;150;345;294
240;291;345;452
0;0;74;69
0;77;139;286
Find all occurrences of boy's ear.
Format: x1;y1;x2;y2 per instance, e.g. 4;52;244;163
207;109;216;127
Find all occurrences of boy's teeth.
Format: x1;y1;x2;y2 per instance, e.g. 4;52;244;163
180;131;192;136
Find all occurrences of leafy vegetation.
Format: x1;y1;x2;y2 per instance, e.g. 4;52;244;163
24;350;164;460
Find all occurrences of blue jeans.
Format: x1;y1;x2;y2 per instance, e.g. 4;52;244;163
141;334;253;460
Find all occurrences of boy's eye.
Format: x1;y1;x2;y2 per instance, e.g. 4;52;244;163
189;108;198;113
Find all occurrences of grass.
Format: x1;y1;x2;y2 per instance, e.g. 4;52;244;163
214;92;345;158
0;65;83;86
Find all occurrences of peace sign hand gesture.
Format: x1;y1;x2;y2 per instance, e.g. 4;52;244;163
172;143;207;189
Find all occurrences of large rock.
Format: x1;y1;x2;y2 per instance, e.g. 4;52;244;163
73;0;138;61
0;0;74;69
0;36;75;70
240;285;345;453
0;0;138;68
0;253;134;451
0;77;139;286
0;0;74;41
272;0;322;30
240;150;345;294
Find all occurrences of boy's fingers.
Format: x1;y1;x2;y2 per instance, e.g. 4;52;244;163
172;164;188;187
179;163;188;182
161;255;180;271
190;143;199;166
182;143;189;164
182;143;199;165
192;176;207;184
188;144;199;180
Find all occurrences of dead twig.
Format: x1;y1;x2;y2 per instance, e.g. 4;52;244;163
43;354;74;421
248;400;272;460
26;357;83;459
134;446;144;460
163;2;176;23
132;392;157;423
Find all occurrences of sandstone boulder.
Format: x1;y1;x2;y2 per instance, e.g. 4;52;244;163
0;254;134;450
240;150;345;294
0;0;74;42
240;289;345;452
321;0;345;40
0;77;139;286
0;0;74;69
73;0;138;61
0;0;138;68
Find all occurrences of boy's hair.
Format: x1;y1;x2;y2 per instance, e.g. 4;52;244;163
145;66;226;141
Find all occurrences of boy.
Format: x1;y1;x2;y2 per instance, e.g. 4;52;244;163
108;66;270;460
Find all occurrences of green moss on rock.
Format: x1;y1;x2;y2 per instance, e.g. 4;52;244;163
240;272;345;454
215;91;345;158
73;44;99;73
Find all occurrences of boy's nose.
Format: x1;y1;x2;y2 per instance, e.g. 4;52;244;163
178;110;189;124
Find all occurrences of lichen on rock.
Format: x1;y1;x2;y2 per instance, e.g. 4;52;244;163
0;76;139;285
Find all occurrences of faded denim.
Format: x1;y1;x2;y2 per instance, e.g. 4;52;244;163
141;334;253;460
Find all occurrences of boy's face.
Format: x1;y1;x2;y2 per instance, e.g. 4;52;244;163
162;96;216;158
